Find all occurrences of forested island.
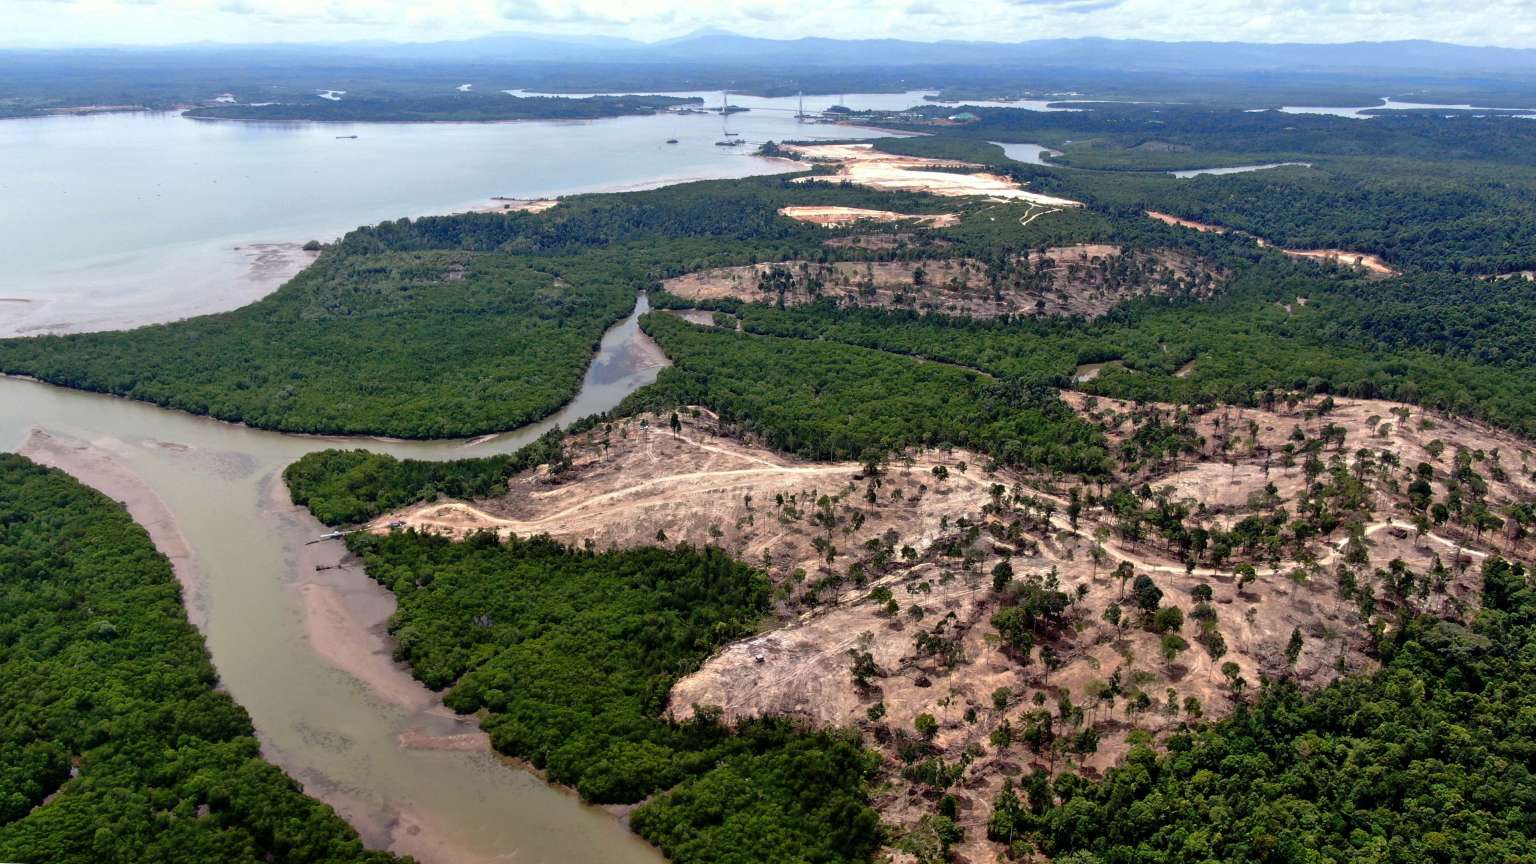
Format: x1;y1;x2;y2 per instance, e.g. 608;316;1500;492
0;455;395;864
183;92;700;123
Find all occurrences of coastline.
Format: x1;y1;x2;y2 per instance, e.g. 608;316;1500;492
17;427;207;629
0;241;320;338
0;373;531;450
4;106;902;340
182;111;682;125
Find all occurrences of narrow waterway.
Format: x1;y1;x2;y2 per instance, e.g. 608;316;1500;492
0;295;668;864
990;141;1061;165
1168;161;1311;178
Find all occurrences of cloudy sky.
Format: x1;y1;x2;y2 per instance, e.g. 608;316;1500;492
5;0;1536;49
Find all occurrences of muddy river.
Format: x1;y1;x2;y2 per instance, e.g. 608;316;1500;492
0;296;667;864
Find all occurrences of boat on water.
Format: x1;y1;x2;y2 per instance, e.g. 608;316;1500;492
335;135;358;139
715;140;744;147
666;138;679;144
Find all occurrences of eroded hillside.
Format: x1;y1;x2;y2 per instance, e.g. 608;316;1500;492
367;393;1534;862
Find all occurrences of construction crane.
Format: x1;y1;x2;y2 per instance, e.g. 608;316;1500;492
716;89;743;145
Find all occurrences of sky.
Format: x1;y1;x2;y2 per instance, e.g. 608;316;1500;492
5;0;1536;49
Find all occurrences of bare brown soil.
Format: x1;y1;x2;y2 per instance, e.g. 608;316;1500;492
1146;210;1226;233
778;205;960;227
370;411;990;578
370;397;1532;862
1278;246;1395;275
667;309;718;326
786;143;1081;206
1146;210;1397;276
661;246;1219;320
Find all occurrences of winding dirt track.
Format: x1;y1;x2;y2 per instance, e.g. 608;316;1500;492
373;444;854;539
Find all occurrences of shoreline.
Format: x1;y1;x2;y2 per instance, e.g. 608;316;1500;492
0;241;320;339
0;371;555;450
5;108;899;340
182;113;667;126
274;474;445;714
4;172;781;340
6;426;650;864
0;286;663;449
266;474;663;862
17;427;207;629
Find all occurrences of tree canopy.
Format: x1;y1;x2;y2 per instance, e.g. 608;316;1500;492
0;454;397;864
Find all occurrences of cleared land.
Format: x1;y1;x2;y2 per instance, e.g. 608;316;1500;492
786;143;1081;206
366;395;1533;862
777;205;960;227
367;410;981;578
660;246;1219;319
471;197;560;214
1146;209;1397;275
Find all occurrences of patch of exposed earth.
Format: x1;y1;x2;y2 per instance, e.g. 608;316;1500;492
786;143;1081;206
778;205;960;228
1145;210;1396;275
368;398;1532;862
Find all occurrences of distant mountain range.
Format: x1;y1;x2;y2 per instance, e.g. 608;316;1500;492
15;31;1536;78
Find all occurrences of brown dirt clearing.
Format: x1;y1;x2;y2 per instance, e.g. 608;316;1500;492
778;205;960;227
786;143;1081;206
368;396;1532;862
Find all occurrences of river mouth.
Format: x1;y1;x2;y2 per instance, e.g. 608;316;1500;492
0;295;668;864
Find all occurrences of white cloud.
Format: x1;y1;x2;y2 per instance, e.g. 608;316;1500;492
495;0;617;23
2;0;1535;49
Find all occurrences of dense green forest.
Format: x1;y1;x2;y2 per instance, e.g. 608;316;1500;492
345;529;880;862
0;454;395;864
630;311;1110;474
1060;158;1536;275
908;103;1536;167
133;106;1536;863
986;555;1536;863
183;93;699;122
245;161;1536;523
0;248;638;437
